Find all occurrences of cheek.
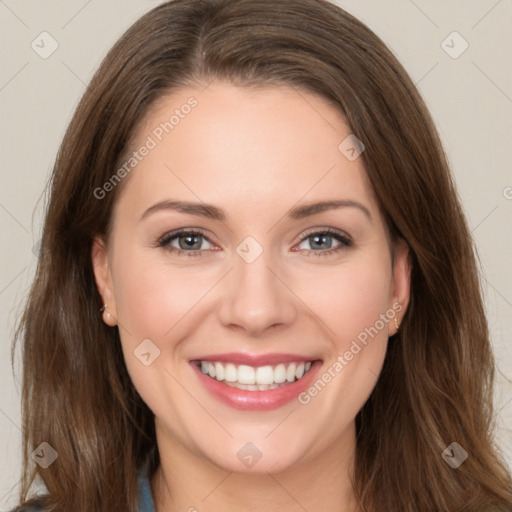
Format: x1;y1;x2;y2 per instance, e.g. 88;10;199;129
112;248;216;341
290;251;393;414
110;248;224;403
110;251;208;421
294;252;393;347
296;253;393;422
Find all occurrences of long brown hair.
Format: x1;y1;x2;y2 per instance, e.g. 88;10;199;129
12;0;512;511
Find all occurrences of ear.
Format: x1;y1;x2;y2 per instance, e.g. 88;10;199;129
389;237;411;336
91;236;118;326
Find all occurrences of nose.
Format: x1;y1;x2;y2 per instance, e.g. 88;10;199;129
218;247;298;337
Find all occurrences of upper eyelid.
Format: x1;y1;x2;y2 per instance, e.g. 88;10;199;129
158;227;212;244
300;226;351;241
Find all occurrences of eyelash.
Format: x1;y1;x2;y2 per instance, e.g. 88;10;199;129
157;227;352;258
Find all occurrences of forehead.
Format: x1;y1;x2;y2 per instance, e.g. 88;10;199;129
114;81;380;226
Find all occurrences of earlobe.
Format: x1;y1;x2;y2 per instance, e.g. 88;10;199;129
390;238;411;335
91;237;118;326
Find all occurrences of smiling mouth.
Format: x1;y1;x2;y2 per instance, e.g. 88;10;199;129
195;360;314;391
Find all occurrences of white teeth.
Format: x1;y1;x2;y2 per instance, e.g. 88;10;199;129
238;365;255;385
199;360;314;387
215;362;225;381
225;363;237;382
256;365;274;385
295;362;305;380
286;363;297;382
274;364;287;383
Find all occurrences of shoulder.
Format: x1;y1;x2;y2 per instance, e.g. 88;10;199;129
8;465;155;512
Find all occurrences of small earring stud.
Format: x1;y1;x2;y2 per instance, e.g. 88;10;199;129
102;304;114;322
394;315;399;331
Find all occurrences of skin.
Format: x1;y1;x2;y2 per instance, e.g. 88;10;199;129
92;81;411;512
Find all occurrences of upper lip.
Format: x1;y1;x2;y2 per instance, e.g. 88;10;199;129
191;352;320;366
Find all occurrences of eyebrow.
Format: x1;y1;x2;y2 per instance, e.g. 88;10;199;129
140;199;372;222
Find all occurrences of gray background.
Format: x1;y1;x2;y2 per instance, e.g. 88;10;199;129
1;0;511;508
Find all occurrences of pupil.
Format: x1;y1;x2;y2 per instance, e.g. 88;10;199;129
312;234;331;249
181;234;200;249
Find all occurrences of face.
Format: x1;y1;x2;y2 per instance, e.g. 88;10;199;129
92;81;410;475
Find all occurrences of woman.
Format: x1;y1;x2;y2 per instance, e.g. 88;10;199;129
11;0;512;511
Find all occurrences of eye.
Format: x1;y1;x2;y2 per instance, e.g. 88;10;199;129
157;227;352;258
293;227;352;256
157;229;216;257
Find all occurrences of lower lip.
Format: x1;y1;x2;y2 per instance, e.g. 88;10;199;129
190;360;322;411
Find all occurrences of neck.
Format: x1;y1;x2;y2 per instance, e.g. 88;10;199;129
151;421;361;512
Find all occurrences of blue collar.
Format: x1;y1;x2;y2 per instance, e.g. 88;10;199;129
137;465;156;512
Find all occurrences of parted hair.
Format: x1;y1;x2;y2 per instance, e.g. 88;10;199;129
12;0;512;511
